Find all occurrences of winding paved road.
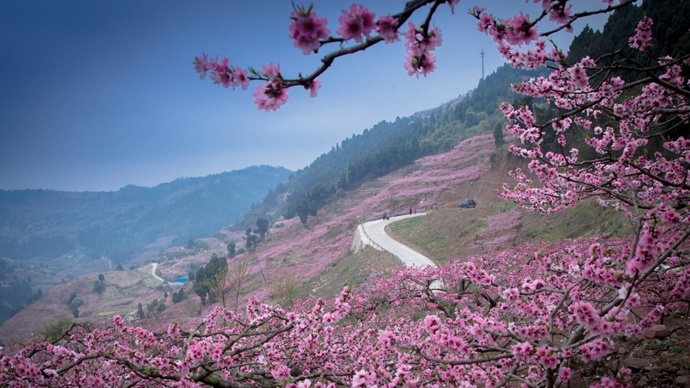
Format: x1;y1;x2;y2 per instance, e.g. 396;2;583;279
361;213;437;269
150;263;164;282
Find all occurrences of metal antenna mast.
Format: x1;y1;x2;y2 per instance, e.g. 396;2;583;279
480;49;485;79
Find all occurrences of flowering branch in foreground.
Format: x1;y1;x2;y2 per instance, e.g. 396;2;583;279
194;1;637;111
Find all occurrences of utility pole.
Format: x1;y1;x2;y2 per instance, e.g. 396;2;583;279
480;49;485;79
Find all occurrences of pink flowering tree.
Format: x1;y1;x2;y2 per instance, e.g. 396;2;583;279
194;0;454;111
2;1;689;387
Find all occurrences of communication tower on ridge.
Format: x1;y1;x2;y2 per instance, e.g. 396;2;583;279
480;49;485;79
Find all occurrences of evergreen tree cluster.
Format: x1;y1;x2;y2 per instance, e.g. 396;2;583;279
171;288;186;304
244;217;269;250
0;276;33;324
227;242;236;258
92;274;105;294
66;292;82;318
192;254;228;305
146;299;166;314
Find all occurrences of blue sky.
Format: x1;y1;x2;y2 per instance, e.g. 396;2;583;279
0;1;610;191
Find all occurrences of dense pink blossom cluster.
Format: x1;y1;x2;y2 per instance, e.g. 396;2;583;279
289;5;330;55
474;8;539;47
194;54;249;90
403;22;442;77
336;4;376;43
492;6;689;385
4;232;686;386
628;16;652;51
195;1;460;110
381;164;487;197
376;15;399;43
251;63;289;111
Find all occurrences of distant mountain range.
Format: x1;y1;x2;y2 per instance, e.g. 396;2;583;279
0;165;292;265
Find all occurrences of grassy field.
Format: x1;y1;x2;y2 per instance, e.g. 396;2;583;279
305;247;402;301
387;216;449;263
387;199;630;265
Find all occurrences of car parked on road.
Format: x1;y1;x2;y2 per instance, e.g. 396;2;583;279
459;199;476;208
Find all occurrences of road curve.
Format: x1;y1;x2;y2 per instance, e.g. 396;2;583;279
150;263;165;282
361;213;437;269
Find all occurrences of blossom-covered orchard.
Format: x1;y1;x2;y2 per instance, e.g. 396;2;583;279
3;0;690;387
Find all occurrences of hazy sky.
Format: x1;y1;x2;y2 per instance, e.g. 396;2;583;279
1;1;610;191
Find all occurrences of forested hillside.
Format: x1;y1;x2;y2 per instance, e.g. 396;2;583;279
241;63;544;227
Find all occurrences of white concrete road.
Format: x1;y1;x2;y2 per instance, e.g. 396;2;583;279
361;213;437;269
150;262;165;282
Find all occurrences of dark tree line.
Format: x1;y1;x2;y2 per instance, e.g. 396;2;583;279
171;288;186;304
66;292;83;318
244;217;269;250
192;254;227;305
0;277;34;325
92;274;105;294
